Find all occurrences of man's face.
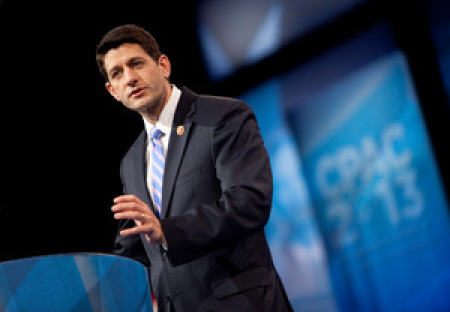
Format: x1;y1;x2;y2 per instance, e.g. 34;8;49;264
104;43;171;117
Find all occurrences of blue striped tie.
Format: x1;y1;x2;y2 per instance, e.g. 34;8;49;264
150;127;165;217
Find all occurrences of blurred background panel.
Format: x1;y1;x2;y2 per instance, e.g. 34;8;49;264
0;0;449;311
201;1;450;311
197;0;367;80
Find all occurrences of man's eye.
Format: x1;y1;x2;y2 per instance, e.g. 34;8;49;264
111;71;120;79
133;61;143;67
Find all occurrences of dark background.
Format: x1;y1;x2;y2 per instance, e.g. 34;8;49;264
0;0;448;262
0;0;205;260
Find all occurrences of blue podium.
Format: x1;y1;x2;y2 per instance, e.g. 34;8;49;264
0;254;153;312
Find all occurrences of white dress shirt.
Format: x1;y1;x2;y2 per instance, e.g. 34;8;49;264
143;85;181;204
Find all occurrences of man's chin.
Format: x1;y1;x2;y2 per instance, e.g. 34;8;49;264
125;98;150;111
129;99;160;115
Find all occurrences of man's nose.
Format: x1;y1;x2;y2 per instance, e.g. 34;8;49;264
124;68;138;86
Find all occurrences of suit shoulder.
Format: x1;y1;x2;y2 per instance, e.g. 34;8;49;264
194;94;254;125
196;94;250;111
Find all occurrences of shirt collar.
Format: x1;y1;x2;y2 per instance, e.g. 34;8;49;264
143;85;181;137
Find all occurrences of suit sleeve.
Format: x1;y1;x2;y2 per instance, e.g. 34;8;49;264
161;101;273;265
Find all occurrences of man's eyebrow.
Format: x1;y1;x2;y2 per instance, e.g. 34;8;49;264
108;65;121;76
126;56;146;64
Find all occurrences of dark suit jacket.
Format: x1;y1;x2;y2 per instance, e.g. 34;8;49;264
114;87;292;312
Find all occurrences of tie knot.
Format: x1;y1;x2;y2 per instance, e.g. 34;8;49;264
150;127;164;140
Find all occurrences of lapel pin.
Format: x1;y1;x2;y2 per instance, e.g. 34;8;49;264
176;125;185;136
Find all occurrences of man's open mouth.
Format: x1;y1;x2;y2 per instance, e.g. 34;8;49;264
129;87;145;98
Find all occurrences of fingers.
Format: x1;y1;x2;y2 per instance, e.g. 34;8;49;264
112;196;154;229
114;194;144;204
112;195;146;211
119;218;165;245
112;201;146;213
112;199;158;226
111;195;165;244
113;210;146;222
120;224;155;237
112;195;150;215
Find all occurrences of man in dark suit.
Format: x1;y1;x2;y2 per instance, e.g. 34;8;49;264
96;24;293;312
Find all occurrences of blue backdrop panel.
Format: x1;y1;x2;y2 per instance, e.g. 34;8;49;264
292;49;450;312
0;254;152;312
241;23;450;312
197;0;366;80
241;80;338;311
285;25;450;312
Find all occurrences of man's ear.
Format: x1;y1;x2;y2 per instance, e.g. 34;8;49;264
106;81;120;102
158;54;171;79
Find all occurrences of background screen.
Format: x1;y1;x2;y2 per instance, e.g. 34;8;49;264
240;20;450;312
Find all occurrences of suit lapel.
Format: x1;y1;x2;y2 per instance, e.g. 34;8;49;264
161;87;197;218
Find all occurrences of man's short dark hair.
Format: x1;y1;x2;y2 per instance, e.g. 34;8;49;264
96;24;162;81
